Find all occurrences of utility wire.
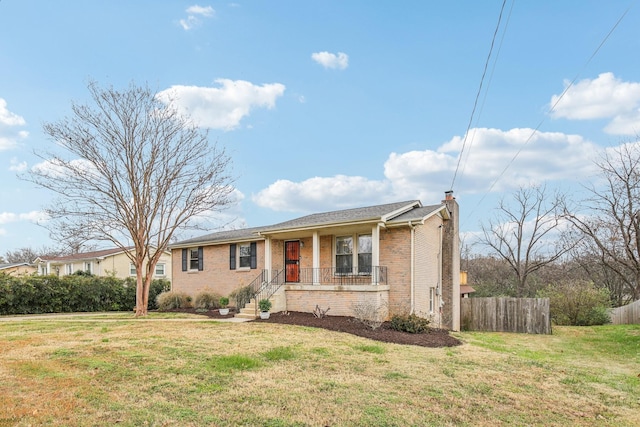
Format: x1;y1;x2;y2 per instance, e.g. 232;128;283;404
458;1;515;181
475;3;632;207
450;0;509;191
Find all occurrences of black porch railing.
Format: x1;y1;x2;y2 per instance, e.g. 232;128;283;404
291;266;387;286
253;269;285;316
238;266;387;316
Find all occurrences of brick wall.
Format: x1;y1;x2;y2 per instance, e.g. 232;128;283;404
442;196;461;330
414;216;442;324
379;227;411;315
171;241;265;298
285;285;390;317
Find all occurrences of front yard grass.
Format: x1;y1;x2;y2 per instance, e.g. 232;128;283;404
0;313;638;426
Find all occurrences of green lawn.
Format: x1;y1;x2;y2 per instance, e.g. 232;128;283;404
0;313;638;426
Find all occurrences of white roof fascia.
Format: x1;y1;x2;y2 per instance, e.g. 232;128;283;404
380;201;423;222
169;235;265;250
386;206;450;227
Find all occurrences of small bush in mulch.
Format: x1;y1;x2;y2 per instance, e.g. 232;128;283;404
258;311;462;348
389;313;431;334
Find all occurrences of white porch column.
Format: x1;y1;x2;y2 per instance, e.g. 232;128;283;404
312;231;320;285
264;237;272;282
372;224;381;285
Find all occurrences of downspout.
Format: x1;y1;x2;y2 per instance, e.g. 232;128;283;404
409;221;416;315
438;222;443;329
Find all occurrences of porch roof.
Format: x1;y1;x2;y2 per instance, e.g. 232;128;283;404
170;200;448;247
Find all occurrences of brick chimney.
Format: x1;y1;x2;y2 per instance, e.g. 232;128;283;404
441;190;460;331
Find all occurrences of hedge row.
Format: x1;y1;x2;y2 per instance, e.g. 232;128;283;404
0;274;170;315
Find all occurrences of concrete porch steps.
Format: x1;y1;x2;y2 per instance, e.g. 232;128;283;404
235;298;273;319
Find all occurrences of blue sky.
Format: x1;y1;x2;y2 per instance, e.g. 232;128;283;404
1;1;640;255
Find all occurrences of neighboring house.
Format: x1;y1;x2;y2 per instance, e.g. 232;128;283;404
0;262;37;276
460;285;476;298
34;247;172;280
170;192;461;330
459;271;475;298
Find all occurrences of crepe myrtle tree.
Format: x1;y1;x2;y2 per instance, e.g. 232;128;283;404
26;81;234;316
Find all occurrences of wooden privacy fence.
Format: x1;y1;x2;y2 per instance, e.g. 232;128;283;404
610;299;640;324
461;297;551;334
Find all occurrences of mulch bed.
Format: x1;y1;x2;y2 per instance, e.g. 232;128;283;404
167;308;462;348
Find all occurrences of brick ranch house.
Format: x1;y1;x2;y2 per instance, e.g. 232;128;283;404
170;192;461;330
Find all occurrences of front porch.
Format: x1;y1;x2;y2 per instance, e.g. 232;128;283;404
236;266;389;318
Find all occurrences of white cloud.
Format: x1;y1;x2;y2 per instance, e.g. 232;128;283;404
0;99;28;151
0;210;47;225
604;111;640;135
20;211;48;223
311;51;349;70
253;128;600;213
31;158;96;179
186;5;214;16
179;4;215;30
8;157;27;172
550;72;640;135
0;212;16;224
0;136;17;151
253;175;391;212
0;98;26;126
157;79;286;130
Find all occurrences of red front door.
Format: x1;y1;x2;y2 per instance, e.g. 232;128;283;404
285;241;300;282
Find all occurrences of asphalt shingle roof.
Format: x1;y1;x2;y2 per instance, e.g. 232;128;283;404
388;204;446;223
38;247;134;262
0;262;33;269
260;200;421;231
173;226;265;246
172;200;447;247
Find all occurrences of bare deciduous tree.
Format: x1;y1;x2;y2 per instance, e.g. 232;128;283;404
26;81;234;316
563;143;640;303
480;185;569;297
5;246;63;264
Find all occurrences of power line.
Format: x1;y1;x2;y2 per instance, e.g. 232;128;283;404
458;1;515;182
450;0;509;191
476;3;632;206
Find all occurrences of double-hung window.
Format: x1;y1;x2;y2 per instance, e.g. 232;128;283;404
130;263;137;276
230;242;257;270
239;244;251;268
85;262;92;274
357;235;372;274
181;247;203;272
66;264;73;275
336;234;372;274
155;263;165;276
189;248;199;270
336;236;353;274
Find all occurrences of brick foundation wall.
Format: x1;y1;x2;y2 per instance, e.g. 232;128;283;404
285;285;390;317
